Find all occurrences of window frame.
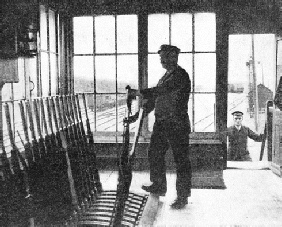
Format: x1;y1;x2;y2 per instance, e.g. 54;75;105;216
147;12;216;132
73;14;139;134
73;12;216;138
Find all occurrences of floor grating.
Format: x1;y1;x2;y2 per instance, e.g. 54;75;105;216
78;190;148;227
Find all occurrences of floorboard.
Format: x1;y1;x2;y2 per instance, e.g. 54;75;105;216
97;141;282;226
100;160;282;226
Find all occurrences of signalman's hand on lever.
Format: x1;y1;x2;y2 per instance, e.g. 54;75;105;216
123;112;139;124
127;88;142;99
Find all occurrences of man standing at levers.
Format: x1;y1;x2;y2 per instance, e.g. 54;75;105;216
127;44;192;209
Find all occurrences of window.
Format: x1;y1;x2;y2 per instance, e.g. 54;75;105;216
148;13;216;132
73;15;138;133
39;5;59;97
73;12;216;135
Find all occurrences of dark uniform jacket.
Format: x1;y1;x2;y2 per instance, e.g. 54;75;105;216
226;125;263;161
140;65;191;132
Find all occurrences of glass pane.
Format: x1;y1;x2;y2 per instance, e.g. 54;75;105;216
148;89;193;133
14;102;24;152
95;15;115;54
50;53;57;95
148;111;155;132
148;14;169;52
82;93;95;131
29;100;39;138
195;13;216;52
194;94;215;132
171;13;192;52
178;53;193;85
40;5;48;51
188;95;193;127
148;53;192;88
148;53;165;87
148;100;193;132
117;94;126;132
277;40;282;86
96;93;103;113
117;55;138;92
2;83;12;101
27;57;38;97
73;56;94;93
95;56;116;93
57;15;60;53
96;94;116;132
117;15;138;53
118;98;138;132
73;17;93;54
41;52;49;96
49;9;56;53
195;53;216;92
13;58;25;100
3;102;13;155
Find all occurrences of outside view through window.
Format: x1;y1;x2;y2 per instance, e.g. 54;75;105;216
73;13;216;134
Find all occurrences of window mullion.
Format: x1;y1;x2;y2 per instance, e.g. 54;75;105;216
115;15;118;134
192;13;195;132
136;13;147;134
93;16;97;132
169;14;172;44
47;9;51;97
37;6;42;98
56;13;60;95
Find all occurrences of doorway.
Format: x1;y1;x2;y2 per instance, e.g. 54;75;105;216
227;34;276;163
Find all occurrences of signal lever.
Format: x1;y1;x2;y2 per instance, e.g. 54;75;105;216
124;85;139;124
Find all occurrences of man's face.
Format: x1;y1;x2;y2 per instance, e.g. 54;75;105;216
233;115;243;127
159;51;178;70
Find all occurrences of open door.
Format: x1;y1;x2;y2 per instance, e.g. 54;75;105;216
227;34;276;163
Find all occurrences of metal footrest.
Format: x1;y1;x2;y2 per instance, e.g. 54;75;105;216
78;190;148;226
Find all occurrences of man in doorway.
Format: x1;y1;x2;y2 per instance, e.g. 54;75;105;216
126;44;192;209
226;111;264;161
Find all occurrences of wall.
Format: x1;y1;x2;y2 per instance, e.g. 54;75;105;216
94;133;226;188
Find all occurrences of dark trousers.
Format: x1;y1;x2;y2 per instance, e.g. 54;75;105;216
148;119;192;198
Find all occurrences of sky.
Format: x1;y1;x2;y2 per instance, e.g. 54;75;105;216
228;34;276;92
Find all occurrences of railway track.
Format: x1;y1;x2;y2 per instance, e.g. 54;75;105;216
3;94;249;157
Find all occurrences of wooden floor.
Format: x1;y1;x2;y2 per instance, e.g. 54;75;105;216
100;144;282;226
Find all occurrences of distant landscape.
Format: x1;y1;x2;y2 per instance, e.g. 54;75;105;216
74;77;135;93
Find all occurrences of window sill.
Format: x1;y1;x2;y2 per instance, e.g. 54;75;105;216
93;131;222;144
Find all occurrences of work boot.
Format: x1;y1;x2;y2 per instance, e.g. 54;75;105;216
170;197;188;209
141;183;166;196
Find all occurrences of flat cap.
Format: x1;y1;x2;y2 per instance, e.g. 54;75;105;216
157;44;180;54
231;111;243;116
